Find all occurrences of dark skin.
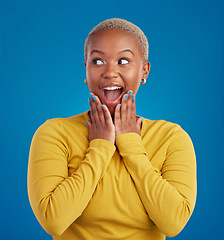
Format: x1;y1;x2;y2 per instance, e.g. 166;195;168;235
84;29;150;144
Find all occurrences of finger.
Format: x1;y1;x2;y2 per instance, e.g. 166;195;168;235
88;95;93;116
121;93;128;122
89;93;99;126
102;104;114;126
131;92;136;120
127;90;133;120
136;117;143;133
85;120;91;127
85;119;93;141
88;96;93;119
114;103;121;126
93;94;105;124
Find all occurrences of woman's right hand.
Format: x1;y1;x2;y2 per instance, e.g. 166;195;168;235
86;93;115;144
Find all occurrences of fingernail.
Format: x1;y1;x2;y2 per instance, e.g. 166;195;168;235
141;118;143;122
101;104;104;108
132;94;135;99
129;90;132;95
125;94;128;99
90;96;95;100
118;104;121;108
89;93;95;100
85;120;88;125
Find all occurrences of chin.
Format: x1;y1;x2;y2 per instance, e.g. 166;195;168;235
108;105;116;117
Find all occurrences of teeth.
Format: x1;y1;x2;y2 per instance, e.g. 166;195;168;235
103;86;122;91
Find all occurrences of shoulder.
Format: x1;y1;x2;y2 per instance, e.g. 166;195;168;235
142;118;183;136
48;111;88;127
142;117;194;149
34;111;89;138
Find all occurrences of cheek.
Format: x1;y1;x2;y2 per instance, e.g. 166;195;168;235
86;66;100;82
86;65;94;79
122;68;142;88
124;64;142;78
86;66;100;92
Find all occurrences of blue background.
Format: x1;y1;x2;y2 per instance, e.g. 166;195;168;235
1;0;224;239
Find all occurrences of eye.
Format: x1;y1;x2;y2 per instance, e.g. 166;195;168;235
118;58;129;65
93;59;104;65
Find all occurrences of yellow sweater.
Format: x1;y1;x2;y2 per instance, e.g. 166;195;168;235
28;111;197;240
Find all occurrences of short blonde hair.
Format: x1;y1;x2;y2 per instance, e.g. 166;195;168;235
84;18;149;62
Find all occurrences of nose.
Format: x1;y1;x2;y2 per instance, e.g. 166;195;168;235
102;63;119;79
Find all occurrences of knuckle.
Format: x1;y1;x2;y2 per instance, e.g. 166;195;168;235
95;101;100;107
115;114;119;119
97;109;103;116
105;115;110;121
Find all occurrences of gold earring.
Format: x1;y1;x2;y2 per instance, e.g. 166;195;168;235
141;78;146;85
84;78;88;85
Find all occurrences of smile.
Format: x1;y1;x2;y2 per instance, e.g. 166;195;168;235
99;83;124;104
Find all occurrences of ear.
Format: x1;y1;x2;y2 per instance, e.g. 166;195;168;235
142;61;150;79
84;61;86;69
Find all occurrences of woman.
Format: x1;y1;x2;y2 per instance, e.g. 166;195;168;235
28;18;197;240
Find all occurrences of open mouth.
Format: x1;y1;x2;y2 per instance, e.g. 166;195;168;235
100;85;124;103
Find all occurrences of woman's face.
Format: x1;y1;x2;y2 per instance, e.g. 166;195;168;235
85;29;150;116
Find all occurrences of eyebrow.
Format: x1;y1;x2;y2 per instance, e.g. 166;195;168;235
90;49;134;56
119;49;134;55
90;50;104;55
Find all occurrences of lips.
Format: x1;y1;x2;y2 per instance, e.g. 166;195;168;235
99;82;124;104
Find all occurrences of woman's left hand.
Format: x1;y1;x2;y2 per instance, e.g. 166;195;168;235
114;90;143;137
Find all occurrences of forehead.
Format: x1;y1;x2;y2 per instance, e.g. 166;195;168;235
87;29;142;57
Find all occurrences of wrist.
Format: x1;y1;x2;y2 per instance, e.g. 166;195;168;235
90;136;115;145
115;128;141;137
115;132;142;150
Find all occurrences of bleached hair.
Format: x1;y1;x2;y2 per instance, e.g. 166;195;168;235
84;18;149;62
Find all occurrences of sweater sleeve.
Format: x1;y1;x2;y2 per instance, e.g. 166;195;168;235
28;119;116;236
115;127;197;237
